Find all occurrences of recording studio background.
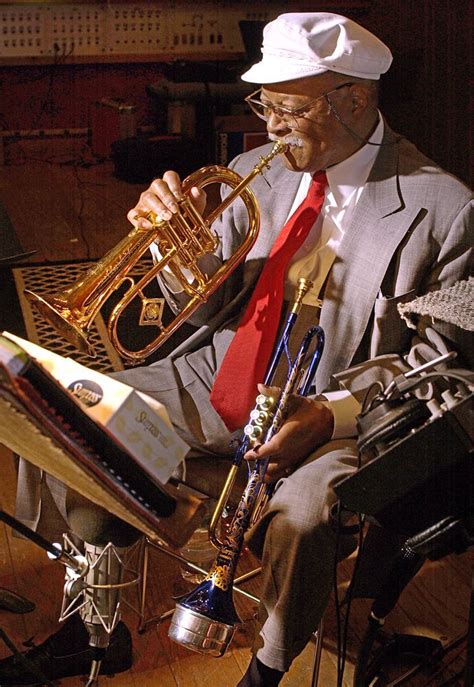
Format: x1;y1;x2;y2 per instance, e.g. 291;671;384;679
0;2;472;686
0;0;472;188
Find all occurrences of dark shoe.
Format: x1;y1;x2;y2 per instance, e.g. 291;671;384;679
237;655;284;687
0;614;133;685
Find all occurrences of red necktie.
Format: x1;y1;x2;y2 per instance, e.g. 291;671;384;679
210;171;327;431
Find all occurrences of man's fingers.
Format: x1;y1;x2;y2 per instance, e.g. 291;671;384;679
263;461;292;483
189;186;206;202
127;207;148;226
127;173;183;227
162;170;184;198
245;432;283;461
257;383;281;398
148;176;182;216
127;172;208;228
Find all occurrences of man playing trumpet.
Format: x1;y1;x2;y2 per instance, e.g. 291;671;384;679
3;11;472;687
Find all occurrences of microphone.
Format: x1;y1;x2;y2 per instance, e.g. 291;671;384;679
61;491;141;685
61;539;132;686
0;502;139;686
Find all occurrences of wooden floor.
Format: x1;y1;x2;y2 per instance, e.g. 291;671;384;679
0;137;472;686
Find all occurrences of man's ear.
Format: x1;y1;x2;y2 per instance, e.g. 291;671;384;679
349;84;370;115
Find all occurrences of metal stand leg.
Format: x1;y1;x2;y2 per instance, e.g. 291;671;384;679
137;536;150;632
464;566;474;687
311;618;324;687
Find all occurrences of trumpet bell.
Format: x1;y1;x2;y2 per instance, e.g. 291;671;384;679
168;567;241;655
169;603;236;657
24;290;95;357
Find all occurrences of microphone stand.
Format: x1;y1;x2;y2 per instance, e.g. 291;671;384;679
0;509;83;687
0;508;84;572
0;508;139;686
59;534;136;686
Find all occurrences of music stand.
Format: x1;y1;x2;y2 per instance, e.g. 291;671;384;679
0;335;205;549
0;250;38;266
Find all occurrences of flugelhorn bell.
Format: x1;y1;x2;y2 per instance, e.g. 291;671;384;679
24;141;288;364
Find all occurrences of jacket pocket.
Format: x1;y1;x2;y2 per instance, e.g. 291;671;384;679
370;290;416;356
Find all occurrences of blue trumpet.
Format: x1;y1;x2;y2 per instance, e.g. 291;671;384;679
168;279;325;656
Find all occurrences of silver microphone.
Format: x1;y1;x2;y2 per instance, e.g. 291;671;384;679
59;535;138;686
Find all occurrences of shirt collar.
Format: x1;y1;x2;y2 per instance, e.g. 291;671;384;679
325;113;384;208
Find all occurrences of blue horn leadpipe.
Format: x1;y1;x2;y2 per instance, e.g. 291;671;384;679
168;280;325;657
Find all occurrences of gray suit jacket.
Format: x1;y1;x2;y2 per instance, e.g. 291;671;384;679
159;122;473;396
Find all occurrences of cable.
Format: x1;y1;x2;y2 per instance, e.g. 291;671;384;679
1;45;84;166
70;161;92;260
360;379;385;414
387;369;473;400
333;503;344;687
25;48;61;136
334;503;366;687
326;95;401;148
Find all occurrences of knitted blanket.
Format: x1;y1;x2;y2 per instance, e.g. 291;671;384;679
398;277;474;332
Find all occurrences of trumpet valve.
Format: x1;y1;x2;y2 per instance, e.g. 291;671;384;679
243;392;279;445
249;408;268;424
244;424;264;442
255;393;275;410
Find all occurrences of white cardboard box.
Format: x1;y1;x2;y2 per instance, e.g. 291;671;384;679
3;331;188;484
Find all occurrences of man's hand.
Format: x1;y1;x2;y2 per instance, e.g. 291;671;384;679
244;385;334;482
127;171;207;227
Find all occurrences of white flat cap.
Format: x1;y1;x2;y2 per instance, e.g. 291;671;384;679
241;12;393;84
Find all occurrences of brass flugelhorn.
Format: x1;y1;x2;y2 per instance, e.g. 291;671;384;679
24;141;287;364
168;280;325;657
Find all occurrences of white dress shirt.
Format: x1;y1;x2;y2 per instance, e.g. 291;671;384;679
288;115;384;438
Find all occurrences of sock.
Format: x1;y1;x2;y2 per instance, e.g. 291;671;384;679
237;654;284;687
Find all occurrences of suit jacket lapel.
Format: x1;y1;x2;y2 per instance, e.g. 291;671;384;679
253;157;303;255
316;124;423;389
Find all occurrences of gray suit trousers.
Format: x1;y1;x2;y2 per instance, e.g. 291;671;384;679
109;347;360;673
245;439;359;672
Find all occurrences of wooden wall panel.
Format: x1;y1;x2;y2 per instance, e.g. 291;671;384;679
0;62;164;132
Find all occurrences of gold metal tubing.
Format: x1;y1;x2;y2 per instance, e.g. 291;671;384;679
108;145;286;362
208;463;240;549
24;141;287;364
291;277;313;315
204;141;288;225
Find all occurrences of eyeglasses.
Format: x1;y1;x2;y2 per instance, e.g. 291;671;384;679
245;82;354;126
